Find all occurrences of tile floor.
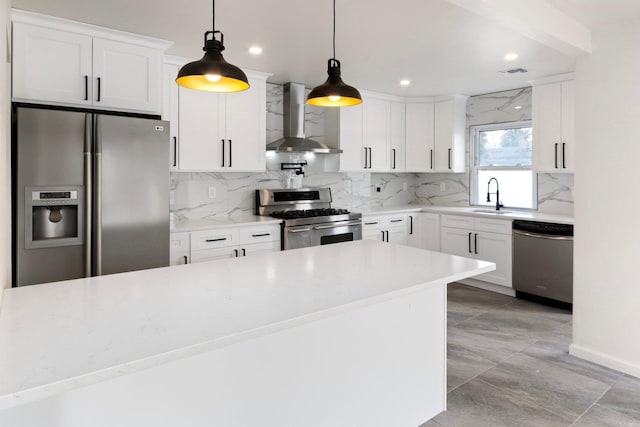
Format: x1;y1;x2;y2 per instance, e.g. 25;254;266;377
422;283;640;427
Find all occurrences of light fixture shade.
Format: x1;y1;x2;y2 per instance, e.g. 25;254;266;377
176;32;250;93
306;59;362;107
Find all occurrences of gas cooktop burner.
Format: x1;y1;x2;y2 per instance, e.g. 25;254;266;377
270;208;350;220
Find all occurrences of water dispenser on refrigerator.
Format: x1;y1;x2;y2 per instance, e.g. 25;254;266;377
25;187;84;249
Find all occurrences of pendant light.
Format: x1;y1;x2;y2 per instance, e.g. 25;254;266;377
306;0;362;107
176;0;249;92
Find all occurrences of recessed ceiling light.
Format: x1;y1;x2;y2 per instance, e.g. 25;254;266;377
504;53;519;61
248;46;263;55
400;79;411;86
514;105;522;110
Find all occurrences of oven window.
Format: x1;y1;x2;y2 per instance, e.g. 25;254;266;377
321;233;353;245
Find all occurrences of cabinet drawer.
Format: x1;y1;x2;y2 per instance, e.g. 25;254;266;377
441;215;474;230
191;228;238;251
170;232;190;252
474;217;512;235
239;224;281;245
362;217;384;229
191;247;236;263
384;215;408;228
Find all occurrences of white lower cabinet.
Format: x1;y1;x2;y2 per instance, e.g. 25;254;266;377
362;213;420;247
420;213;440;251
440;214;512;288
172;223;281;265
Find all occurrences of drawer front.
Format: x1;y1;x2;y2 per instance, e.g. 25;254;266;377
473;217;512;235
362;216;383;230
170;232;190;252
441;214;474;230
384;215;408;228
191;228;238;251
191;247;237;263
239;224;281;245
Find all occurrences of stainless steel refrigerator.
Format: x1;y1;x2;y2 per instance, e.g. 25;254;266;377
13;105;169;286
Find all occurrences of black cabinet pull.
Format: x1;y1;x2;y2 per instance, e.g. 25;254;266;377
234;249;238;257
381;230;385;242
555;143;559;168
392;148;396;169
221;139;225;167
390;219;403;223
84;75;88;101
386;230;389;242
468;232;472;253
206;237;227;242
363;147;368;169
409;216;413;235
562;143;566;168
172;137;177;167
96;77;101;102
430;149;434;169
229;139;232;168
252;233;270;237
474;233;478;255
448;148;452;169
182;255;188;264
242;248;246;256
365;221;379;225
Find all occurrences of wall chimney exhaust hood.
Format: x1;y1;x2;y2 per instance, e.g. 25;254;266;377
266;82;342;154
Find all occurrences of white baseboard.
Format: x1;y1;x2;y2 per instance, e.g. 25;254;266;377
456;278;515;297
570;344;640;379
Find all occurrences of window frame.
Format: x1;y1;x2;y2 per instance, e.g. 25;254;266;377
469;120;537;210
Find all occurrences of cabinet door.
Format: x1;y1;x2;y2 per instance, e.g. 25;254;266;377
406;214;421;248
405;103;434;172
440;227;474;258
92;38;161;113
13;23;93;106
474;232;512;287
387;228;408;245
170;232;190;266
241;241;281;256
364;97;390;172
163;63;180;170
420;213;440;251
225;77;266;171
560;80;575;171
338;105;365;171
390;102;406;172
532;82;562;172
178;88;225;170
191;247;237;263
434;98;465;172
363;229;385;242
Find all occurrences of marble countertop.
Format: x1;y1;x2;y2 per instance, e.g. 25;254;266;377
171;215;282;232
0;240;494;410
360;205;574;225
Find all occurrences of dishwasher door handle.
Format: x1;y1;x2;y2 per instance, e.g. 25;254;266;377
513;229;574;241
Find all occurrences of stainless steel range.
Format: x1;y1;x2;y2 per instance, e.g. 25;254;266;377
255;188;362;250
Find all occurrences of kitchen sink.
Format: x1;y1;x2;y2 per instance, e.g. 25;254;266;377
472;209;512;215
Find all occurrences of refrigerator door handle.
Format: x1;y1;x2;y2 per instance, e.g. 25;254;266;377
84;114;93;277
94;115;103;276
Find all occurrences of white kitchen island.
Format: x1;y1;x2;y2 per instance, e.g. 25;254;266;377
0;240;493;427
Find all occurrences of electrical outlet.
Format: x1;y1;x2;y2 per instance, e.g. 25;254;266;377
376;184;381;193
440;183;446;192
402;182;408;192
208;186;216;199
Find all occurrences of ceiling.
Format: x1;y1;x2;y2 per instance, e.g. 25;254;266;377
10;0;640;97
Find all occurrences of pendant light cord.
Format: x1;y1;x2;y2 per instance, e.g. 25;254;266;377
332;0;336;59
212;0;215;31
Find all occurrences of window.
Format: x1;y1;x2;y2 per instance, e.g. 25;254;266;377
470;121;536;209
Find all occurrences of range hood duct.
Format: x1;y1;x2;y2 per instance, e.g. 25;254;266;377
266;82;342;154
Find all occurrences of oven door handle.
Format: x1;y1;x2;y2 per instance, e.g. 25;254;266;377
312;221;362;230
287;227;312;233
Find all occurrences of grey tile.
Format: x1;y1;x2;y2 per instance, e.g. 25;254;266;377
523;341;623;385
573;404;640;426
448;322;537;363
502;298;572;324
543;323;573;346
598;375;640;421
447;283;514;311
462;307;569;341
447;301;483;326
447;343;496;391
433;379;568;427
478;353;610;422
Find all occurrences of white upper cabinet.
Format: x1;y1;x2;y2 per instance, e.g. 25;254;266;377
532;77;575;172
434;96;466;172
165;60;270;172
326;103;364;171
390;101;406;172
363;97;390;171
405;103;435;172
12;10;171;114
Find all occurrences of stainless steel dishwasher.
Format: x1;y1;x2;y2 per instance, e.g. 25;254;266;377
512;220;574;307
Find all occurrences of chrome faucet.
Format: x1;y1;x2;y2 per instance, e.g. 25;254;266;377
487;177;504;211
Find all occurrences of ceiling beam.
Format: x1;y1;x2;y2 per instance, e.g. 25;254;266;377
445;0;592;56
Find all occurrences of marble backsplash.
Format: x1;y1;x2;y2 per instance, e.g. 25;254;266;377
170;84;574;220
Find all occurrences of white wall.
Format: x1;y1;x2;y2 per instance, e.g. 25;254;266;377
571;16;640;377
0;0;11;299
